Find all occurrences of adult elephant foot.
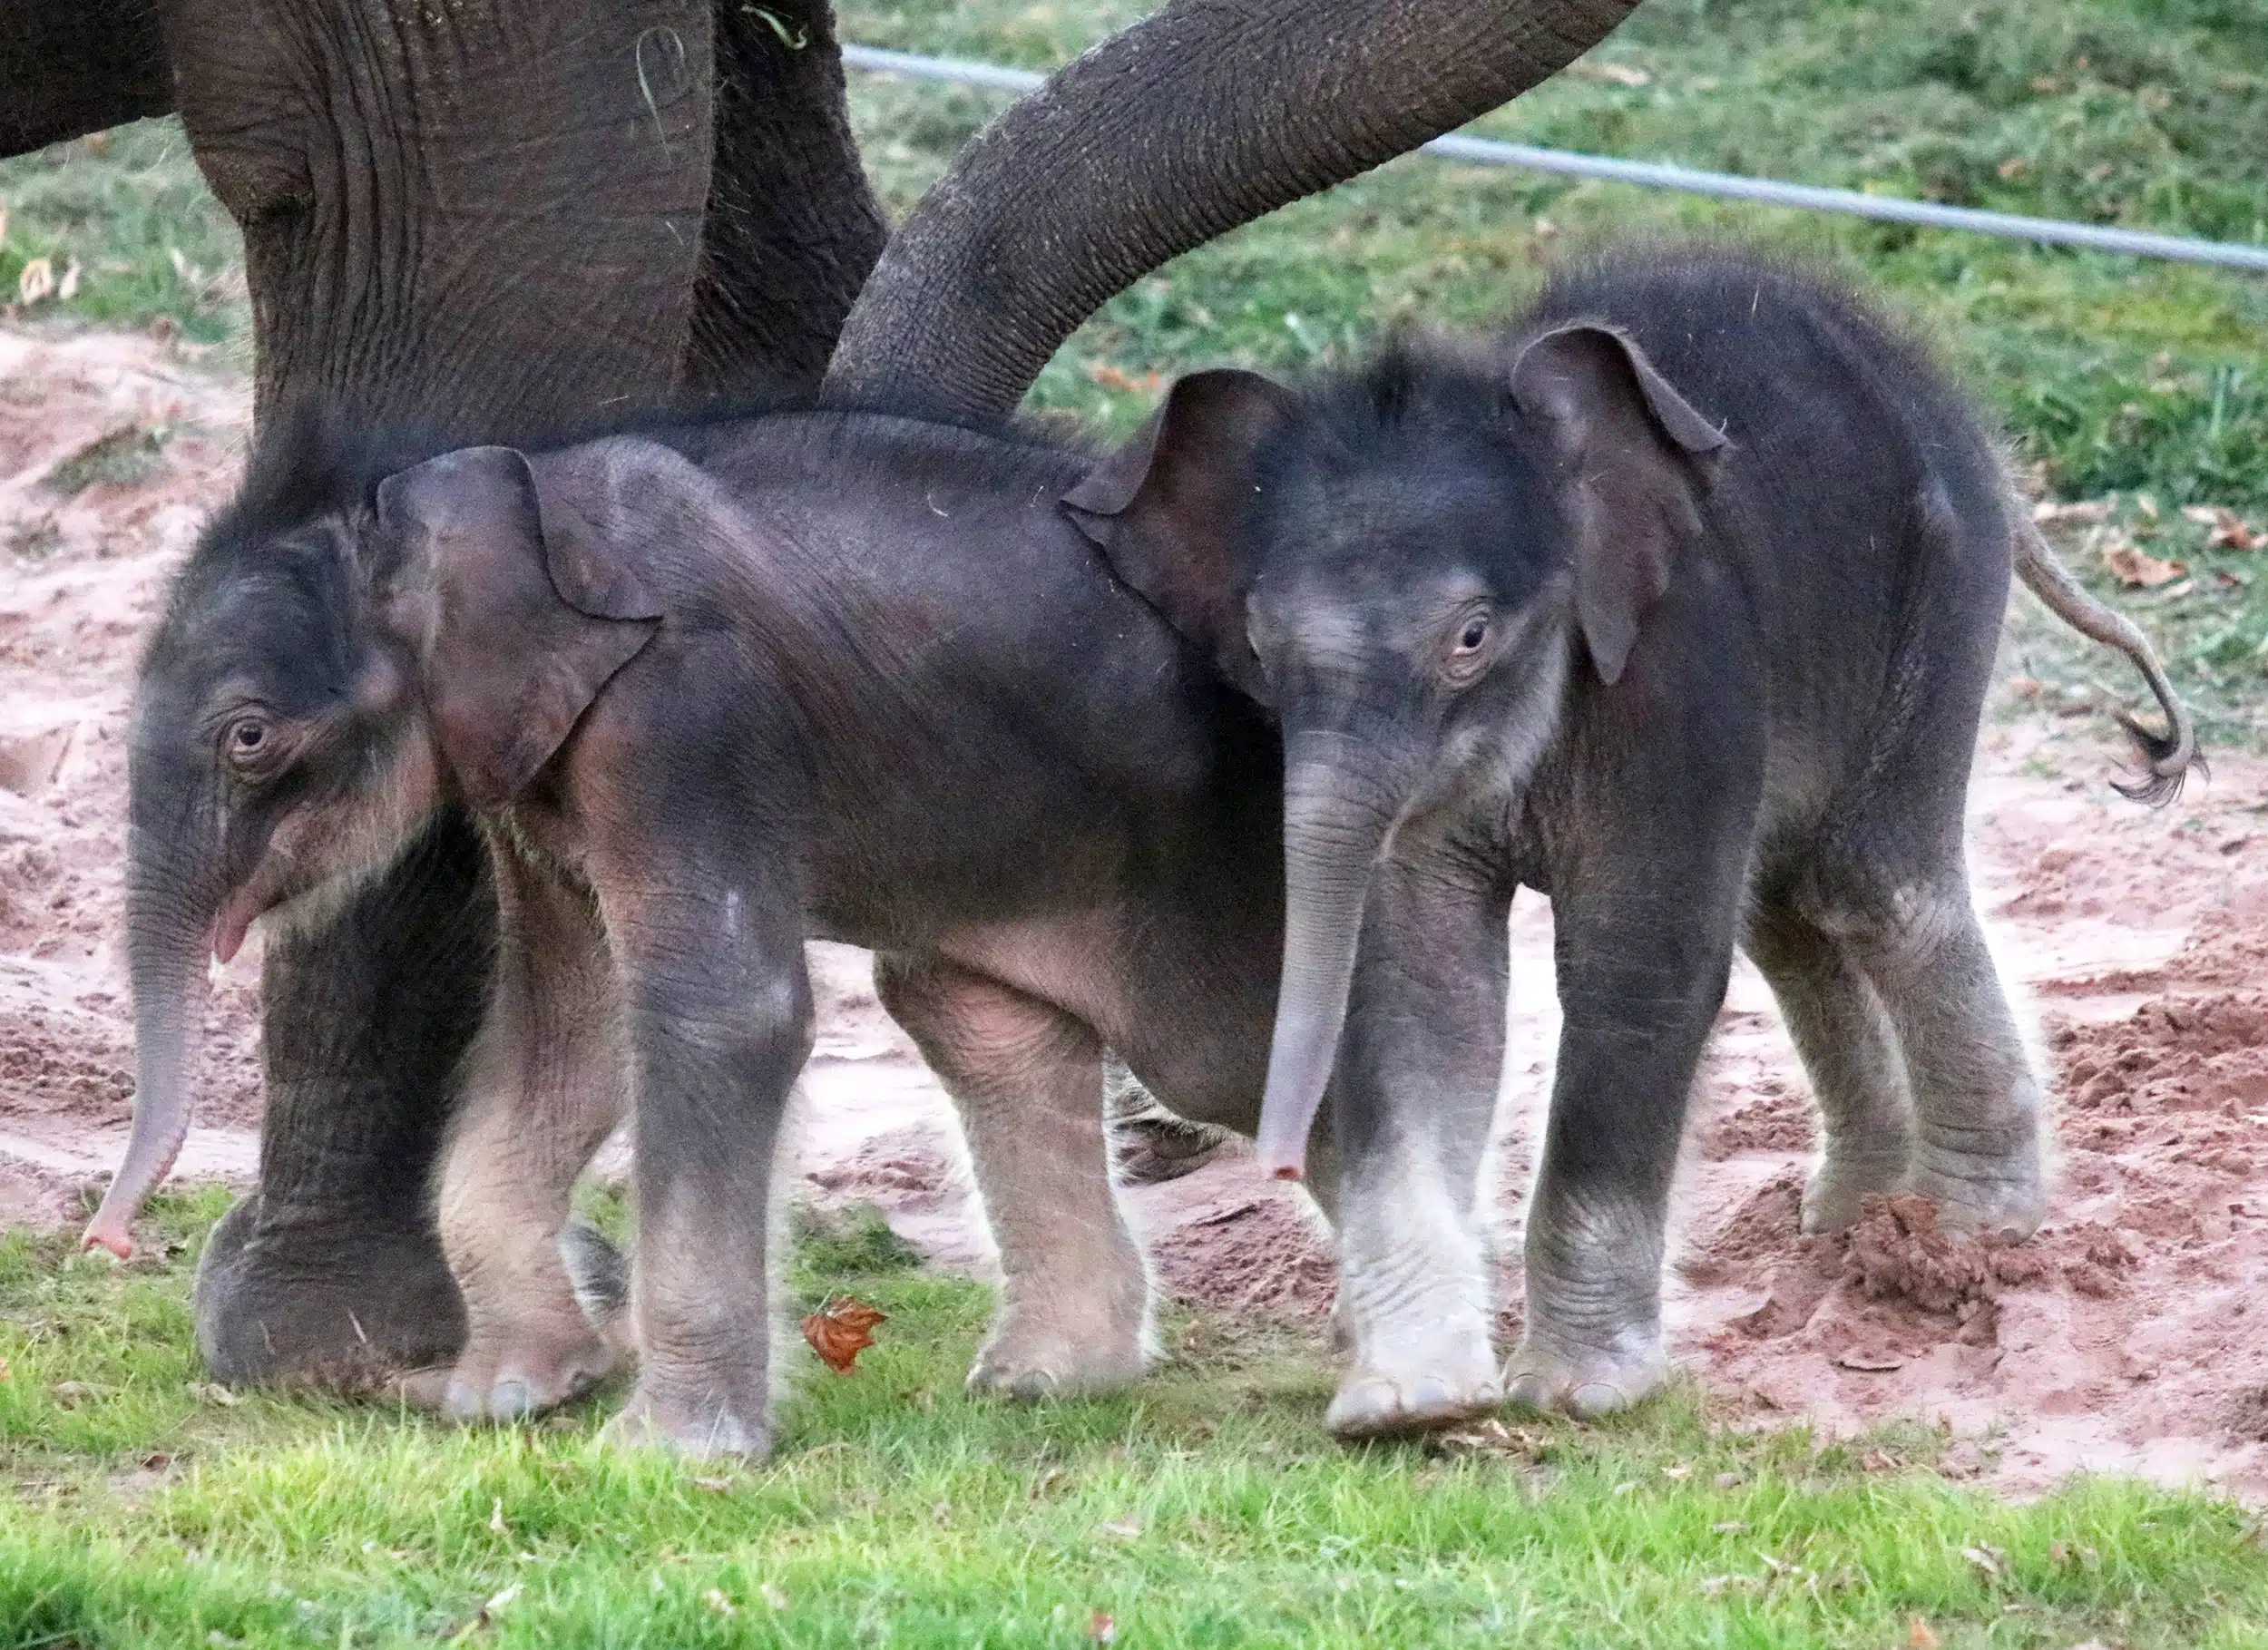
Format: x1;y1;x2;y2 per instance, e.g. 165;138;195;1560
1104;1063;1229;1185
1502;1327;1671;1421
193;1195;465;1388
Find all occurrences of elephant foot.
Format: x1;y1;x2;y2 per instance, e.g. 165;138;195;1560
1327;1362;1501;1440
1326;1309;1501;1439
602;1375;773;1460
1800;1147;1911;1235
193;1194;466;1388
1110;1112;1232;1186
1503;1328;1670;1421
1907;1142;2047;1245
967;1301;1149;1401
437;1324;617;1422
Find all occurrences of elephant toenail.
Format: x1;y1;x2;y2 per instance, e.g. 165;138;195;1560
488;1380;533;1420
1569;1382;1627;1419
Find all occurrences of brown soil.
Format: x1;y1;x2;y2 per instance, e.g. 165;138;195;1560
6;323;2267;1499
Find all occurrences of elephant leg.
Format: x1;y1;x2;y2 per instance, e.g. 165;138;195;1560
1314;848;1507;1439
1509;825;1750;1420
599;849;812;1460
1745;899;1915;1235
685;0;885;397
875;954;1151;1400
430;845;626;1422
1828;875;2046;1241
193;815;486;1388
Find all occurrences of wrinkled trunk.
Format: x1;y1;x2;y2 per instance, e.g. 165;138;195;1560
823;0;1643;421
1255;743;1403;1180
83;872;215;1260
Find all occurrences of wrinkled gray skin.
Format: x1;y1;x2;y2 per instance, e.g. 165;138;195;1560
97;412;1303;1455
1066;249;2196;1427
20;0;1644;1391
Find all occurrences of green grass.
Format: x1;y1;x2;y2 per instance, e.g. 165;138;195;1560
5;1192;2266;1649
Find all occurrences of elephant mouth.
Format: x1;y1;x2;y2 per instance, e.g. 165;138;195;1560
212;882;284;965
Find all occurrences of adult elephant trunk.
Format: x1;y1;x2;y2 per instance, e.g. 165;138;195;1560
83;862;216;1260
1256;738;1405;1181
822;0;1643;421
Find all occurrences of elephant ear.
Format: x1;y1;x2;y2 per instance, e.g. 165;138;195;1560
374;446;660;810
1061;369;1300;702
1507;323;1728;686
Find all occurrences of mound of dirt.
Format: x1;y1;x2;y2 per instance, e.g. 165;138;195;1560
6;319;2268;1499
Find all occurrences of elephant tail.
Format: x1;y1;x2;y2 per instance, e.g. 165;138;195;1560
2014;516;2199;805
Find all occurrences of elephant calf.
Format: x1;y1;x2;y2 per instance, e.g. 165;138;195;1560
88;409;1318;1455
1065;247;2194;1420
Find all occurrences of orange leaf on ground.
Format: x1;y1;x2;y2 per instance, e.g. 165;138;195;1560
2182;503;2268;551
802;1297;887;1374
2099;536;2186;589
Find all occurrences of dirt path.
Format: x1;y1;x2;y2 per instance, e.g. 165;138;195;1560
5;325;2265;1499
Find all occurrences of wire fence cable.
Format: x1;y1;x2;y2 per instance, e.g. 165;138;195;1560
841;43;2268;275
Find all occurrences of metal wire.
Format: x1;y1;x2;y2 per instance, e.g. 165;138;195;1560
841;43;2268;275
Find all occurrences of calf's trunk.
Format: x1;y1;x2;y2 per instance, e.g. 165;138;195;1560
1256;745;1402;1180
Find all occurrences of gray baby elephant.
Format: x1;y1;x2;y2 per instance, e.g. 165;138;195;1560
1064;248;2194;1423
89;409;1320;1455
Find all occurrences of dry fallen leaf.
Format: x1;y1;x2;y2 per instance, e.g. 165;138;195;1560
2033;498;2113;526
1089;362;1163;395
1096;1517;1143;1541
187;1382;240;1406
476;1582;522;1626
1908;1616;1941;1649
1090;1611;1117;1645
1836;1347;1907;1372
57;259;80;302
2099;534;2187;589
18;257;54;307
758;1582;787;1610
801;1297;886;1374
1712;1519;1750;1535
703;1588;737;1617
2183;503;2268;551
488;1498;507;1536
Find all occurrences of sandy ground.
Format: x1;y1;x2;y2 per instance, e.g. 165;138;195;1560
5;325;2267;1500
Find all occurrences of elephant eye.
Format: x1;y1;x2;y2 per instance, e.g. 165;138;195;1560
1456;615;1490;652
223;714;277;774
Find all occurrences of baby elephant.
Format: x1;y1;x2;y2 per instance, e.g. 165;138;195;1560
1065;249;2193;1422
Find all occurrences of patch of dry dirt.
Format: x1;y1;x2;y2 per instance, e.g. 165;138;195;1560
5;322;2267;1500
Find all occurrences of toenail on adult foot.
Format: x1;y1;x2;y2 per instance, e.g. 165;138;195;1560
488;1379;533;1420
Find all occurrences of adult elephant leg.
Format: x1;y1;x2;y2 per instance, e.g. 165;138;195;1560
1320;843;1510;1439
195;816;490;1385
685;0;885;397
824;0;1644;420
